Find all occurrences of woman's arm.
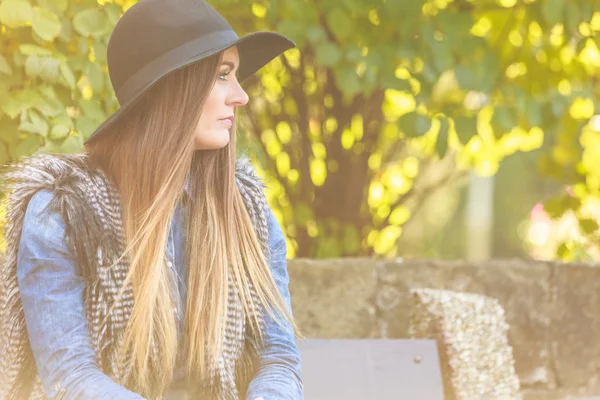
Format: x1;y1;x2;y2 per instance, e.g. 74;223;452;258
17;189;144;400
245;207;304;400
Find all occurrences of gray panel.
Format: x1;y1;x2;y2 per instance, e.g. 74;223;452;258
299;339;444;400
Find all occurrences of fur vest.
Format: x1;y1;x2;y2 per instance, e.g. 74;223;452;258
0;152;270;400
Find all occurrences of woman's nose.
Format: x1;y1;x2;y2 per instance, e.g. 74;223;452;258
229;81;249;107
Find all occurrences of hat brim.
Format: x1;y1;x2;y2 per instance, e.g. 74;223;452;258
234;31;296;82
84;31;295;145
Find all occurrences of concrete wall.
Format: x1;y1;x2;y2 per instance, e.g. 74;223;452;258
287;258;600;400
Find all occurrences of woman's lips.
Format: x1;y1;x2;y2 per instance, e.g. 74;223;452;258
219;118;232;127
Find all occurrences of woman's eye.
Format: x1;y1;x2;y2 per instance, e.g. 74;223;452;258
218;70;230;81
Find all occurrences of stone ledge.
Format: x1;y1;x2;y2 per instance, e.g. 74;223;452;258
287;258;600;398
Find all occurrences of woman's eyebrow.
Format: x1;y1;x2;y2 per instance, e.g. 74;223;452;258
220;61;240;78
220;61;238;70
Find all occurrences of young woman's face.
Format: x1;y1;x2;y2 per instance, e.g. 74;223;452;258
194;46;249;150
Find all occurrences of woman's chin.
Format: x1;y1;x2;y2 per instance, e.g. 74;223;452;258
194;131;231;150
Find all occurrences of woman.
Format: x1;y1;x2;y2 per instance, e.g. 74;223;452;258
0;0;303;399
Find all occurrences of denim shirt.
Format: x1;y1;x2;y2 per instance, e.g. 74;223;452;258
16;182;303;400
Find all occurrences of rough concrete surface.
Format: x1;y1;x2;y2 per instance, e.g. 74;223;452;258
287;258;600;399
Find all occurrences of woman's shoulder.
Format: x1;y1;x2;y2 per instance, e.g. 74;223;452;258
26;189;56;216
23;189;66;237
25;189;60;217
6;152;88;226
18;188;71;262
1;152;91;196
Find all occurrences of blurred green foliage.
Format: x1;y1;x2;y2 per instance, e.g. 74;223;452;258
0;0;599;259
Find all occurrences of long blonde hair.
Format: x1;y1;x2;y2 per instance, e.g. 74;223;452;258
84;51;301;398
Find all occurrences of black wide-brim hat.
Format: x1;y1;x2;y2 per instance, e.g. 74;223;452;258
84;0;296;144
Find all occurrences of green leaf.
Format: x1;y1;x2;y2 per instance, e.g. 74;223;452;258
341;0;371;13
59;61;76;89
32;97;59;118
1;88;60;119
49;123;70;140
104;4;122;26
58;18;73;41
25;56;60;83
276;20;304;46
326;8;353;41
544;194;581;218
0;142;10;166
455;65;475;90
430;40;453;73
13;134;41;158
383;0;422;20
455;52;498;92
0;55;13;75
38;0;67;15
306;25;326;45
397;44;416;59
73;8;109;37
564;2;581;35
334;67;361;97
0;117;19;145
0;0;32;29
1;96;26;118
541;0;564;27
32;7;62;41
282;0;304;16
365;49;384;68
19;109;49;136
399;112;432;137
526;99;543;127
315;42;342;67
454;115;477;144
580;218;599;235
60;134;83;153
76;36;89;57
380;75;411;92
480;53;499;92
49;114;73;140
345;46;363;63
36;86;64;117
576;38;588;54
85;63;104;93
436;117;449;158
92;40;108;64
78;99;105;121
556;242;570;259
25;55;43;78
12;51;26;68
19;44;52;56
543;197;565;219
39;57;60;83
437;10;473;42
76;115;99;138
491;106;517;135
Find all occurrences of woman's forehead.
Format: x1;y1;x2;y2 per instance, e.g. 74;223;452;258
222;46;239;62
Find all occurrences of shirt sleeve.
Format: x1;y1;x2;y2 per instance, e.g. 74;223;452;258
16;189;145;400
245;207;304;400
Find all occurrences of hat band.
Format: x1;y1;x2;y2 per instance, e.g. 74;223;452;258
115;29;240;104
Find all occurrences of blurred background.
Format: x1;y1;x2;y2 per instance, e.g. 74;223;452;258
0;0;599;262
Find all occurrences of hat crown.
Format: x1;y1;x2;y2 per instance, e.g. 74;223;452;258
83;0;295;145
107;0;236;102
